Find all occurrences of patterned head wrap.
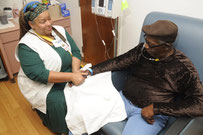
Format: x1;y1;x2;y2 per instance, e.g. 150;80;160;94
23;1;47;21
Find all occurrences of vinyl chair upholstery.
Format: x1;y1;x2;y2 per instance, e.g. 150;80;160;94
99;12;203;135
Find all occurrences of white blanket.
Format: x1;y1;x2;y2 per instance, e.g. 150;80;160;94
64;71;127;135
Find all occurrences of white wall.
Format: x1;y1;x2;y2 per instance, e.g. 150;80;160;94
117;0;203;55
0;0;21;11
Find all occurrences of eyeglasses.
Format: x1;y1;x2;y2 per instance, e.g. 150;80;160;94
144;35;171;49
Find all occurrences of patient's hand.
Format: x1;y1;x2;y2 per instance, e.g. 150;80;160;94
141;104;154;124
82;70;91;76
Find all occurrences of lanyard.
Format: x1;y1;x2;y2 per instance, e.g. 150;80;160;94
35;32;54;43
29;29;85;68
31;30;72;56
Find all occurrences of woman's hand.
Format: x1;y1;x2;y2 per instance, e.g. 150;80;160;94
48;70;88;85
71;72;88;86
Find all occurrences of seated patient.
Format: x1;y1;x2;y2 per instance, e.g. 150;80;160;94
16;1;87;134
86;20;203;135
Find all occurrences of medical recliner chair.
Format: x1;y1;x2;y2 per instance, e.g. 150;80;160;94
97;11;203;135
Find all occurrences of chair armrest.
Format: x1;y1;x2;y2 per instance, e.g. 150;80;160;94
101;120;127;135
111;71;129;91
164;117;192;135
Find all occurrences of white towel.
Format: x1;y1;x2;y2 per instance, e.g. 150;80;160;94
64;71;127;135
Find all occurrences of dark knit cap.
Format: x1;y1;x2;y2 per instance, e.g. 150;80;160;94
142;20;178;43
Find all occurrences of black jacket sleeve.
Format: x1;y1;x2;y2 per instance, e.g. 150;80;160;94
91;43;143;75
